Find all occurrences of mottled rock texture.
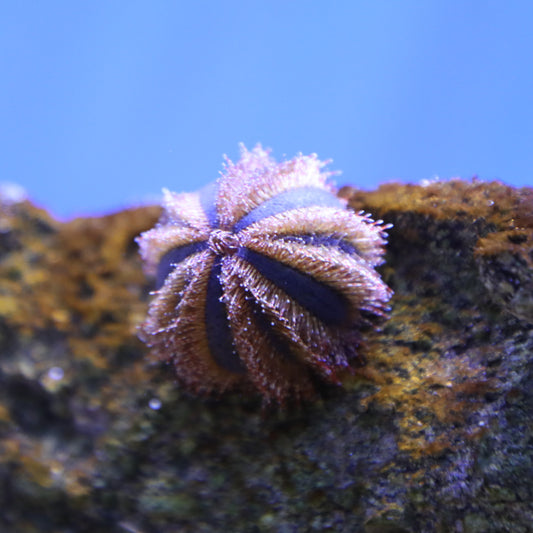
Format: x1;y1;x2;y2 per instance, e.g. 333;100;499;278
0;178;532;533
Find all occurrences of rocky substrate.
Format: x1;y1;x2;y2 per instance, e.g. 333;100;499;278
0;178;532;533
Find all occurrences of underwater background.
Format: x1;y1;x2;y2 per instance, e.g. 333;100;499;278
1;1;532;218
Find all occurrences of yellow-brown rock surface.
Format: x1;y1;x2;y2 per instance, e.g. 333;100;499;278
0;179;532;533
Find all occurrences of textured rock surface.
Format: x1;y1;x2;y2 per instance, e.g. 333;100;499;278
0;179;532;533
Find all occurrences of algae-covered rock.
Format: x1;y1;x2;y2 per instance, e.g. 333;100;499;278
0;179;532;532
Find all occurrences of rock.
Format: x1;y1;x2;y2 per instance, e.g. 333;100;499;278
0;179;532;532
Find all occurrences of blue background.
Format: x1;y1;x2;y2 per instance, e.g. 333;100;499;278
2;1;532;220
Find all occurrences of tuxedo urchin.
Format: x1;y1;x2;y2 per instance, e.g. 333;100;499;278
137;145;392;404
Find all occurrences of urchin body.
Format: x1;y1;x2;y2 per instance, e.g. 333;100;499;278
137;145;392;403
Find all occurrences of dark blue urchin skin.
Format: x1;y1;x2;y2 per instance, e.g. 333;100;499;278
236;248;351;326
156;242;208;289
232;186;344;231
137;145;392;403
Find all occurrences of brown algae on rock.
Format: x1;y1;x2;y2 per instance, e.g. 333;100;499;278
0;177;532;532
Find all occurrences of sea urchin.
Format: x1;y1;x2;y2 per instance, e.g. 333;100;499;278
137;144;392;403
